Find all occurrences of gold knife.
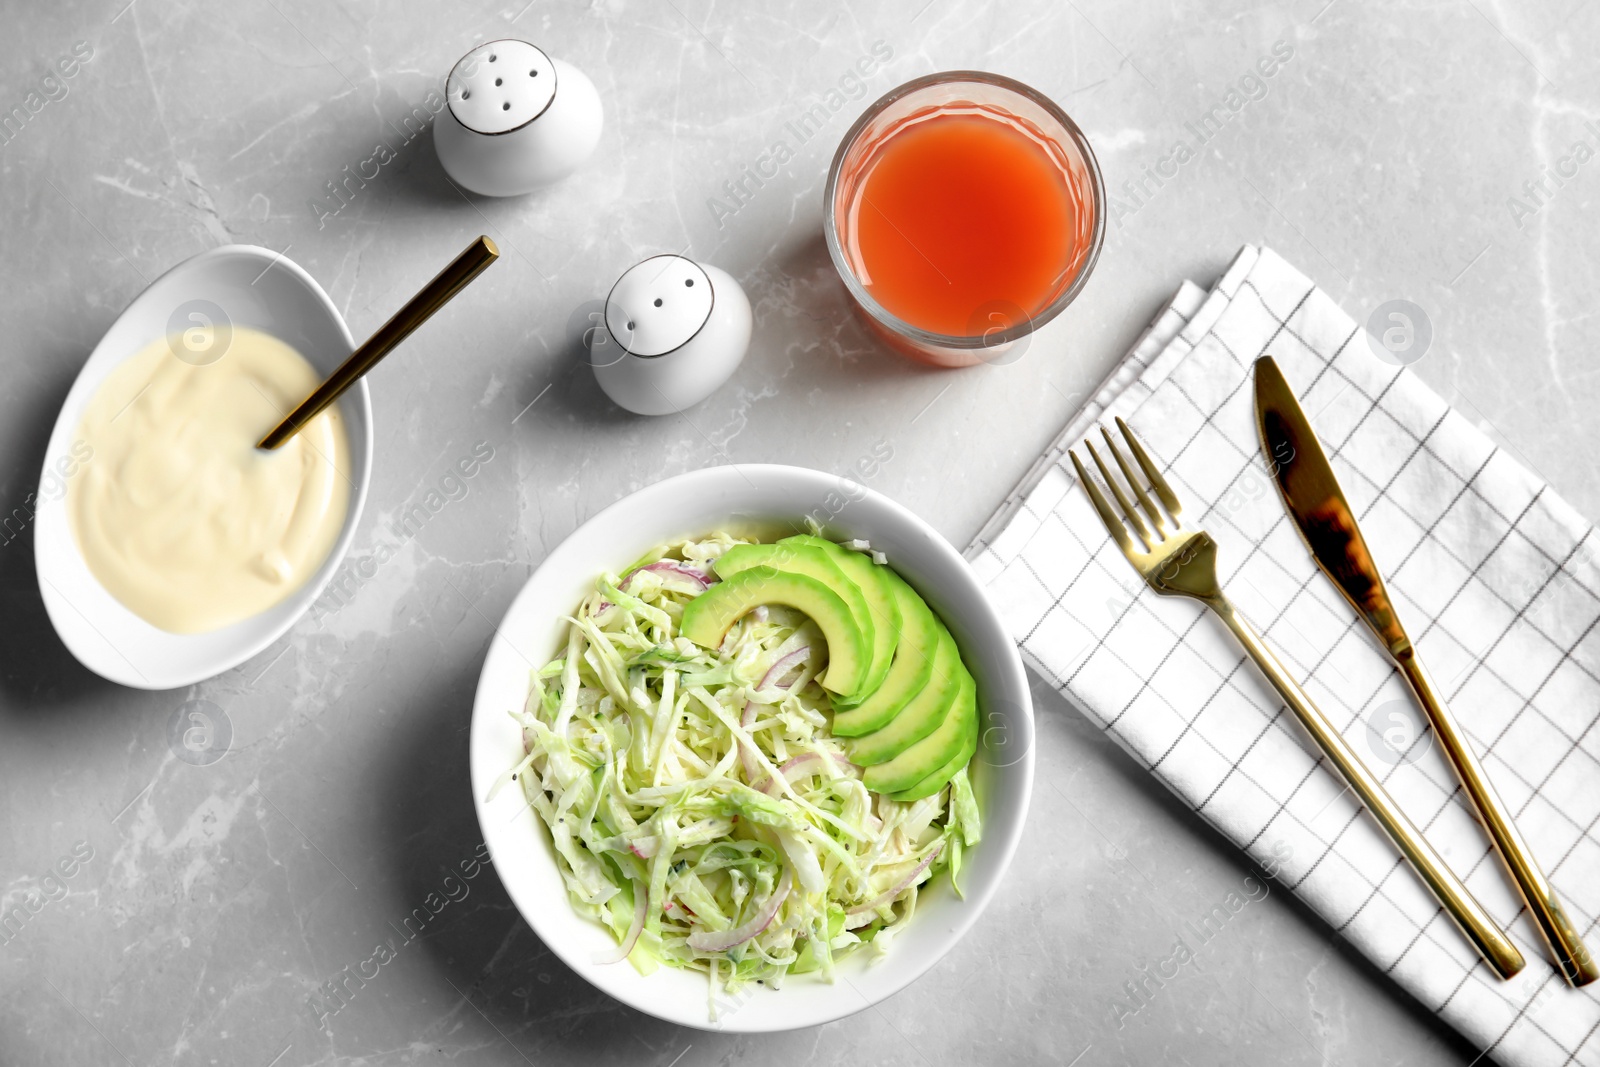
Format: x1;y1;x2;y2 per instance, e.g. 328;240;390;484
1253;355;1597;987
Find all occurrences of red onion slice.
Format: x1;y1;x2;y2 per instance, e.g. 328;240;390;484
592;882;648;964
686;868;793;953
845;845;942;918
628;836;659;859
757;646;811;691
621;560;712;592
752;751;856;797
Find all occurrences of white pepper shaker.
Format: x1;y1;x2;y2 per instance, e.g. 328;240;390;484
433;39;602;196
591;255;753;416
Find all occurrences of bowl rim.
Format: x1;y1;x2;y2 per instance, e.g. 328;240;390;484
34;243;373;690
468;462;1034;1033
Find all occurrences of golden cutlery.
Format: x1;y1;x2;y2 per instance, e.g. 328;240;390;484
1071;417;1525;980
258;235;499;450
1254;355;1596;986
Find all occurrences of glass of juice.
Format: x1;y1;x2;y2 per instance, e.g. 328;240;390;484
825;71;1105;368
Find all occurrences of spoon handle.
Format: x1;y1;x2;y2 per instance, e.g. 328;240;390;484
258;235;500;449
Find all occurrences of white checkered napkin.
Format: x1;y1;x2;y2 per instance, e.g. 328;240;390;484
968;246;1600;1066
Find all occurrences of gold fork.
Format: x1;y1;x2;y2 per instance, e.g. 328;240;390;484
1071;417;1525;980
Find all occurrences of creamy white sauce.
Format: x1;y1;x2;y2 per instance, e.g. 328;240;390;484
68;326;351;634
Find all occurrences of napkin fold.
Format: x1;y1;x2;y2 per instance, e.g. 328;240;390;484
968;246;1600;1066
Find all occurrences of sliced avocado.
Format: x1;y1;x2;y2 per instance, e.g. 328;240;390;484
847;626;962;766
680;566;870;698
887;696;979;802
778;535;900;701
865;668;977;795
712;543;877;698
831;572;937;736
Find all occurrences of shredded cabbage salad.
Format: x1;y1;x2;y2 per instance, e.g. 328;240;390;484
497;531;982;1015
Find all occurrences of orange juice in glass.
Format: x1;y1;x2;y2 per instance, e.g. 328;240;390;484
825;71;1105;367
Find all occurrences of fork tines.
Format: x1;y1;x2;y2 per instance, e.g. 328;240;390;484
1068;417;1183;554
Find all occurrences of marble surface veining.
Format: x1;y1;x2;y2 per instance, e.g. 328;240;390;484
2;1;1597;1064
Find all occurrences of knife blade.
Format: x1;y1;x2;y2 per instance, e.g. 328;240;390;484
1252;359;1409;654
1252;354;1598;986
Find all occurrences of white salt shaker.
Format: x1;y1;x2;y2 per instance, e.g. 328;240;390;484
433;39;602;196
591;255;753;416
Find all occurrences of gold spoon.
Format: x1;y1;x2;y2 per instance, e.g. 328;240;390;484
258;235;499;449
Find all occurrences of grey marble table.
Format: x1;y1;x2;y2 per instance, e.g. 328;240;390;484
3;1;1597;1064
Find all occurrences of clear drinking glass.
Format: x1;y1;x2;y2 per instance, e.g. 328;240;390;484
824;71;1106;368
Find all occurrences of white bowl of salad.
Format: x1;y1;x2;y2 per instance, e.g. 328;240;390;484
469;463;1033;1032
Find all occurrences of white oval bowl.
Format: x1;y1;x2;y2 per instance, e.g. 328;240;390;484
469;463;1034;1033
35;245;373;690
